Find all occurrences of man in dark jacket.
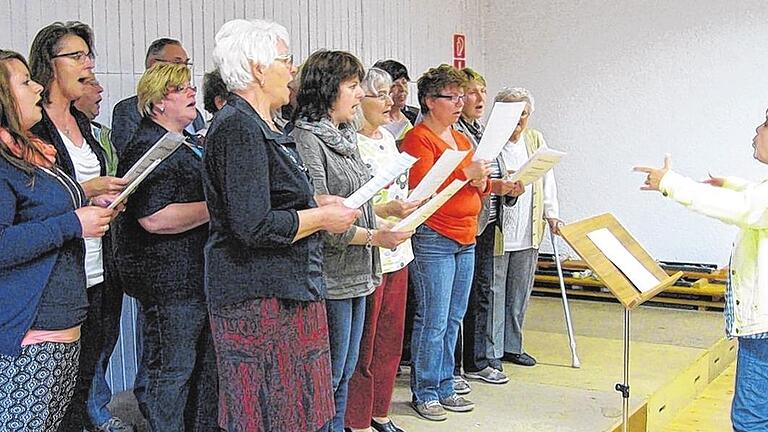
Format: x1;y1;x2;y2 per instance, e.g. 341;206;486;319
110;38;205;155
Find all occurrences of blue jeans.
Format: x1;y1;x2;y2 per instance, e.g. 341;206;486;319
732;338;768;431
57;282;123;431
409;225;475;403
136;298;219;432
87;345;117;426
326;296;367;432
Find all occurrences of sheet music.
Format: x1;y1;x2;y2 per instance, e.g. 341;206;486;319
472;101;527;161
586;228;659;293
107;132;186;210
343;152;419;209
407;150;468;202
507;147;565;186
108;159;162;209
121;132;186;183
394;179;468;232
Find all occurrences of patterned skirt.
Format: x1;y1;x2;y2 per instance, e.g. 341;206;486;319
209;298;334;432
0;341;80;431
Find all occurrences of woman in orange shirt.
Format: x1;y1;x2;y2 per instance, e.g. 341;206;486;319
399;64;492;422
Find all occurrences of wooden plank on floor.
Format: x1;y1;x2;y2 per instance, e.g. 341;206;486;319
663;363;735;432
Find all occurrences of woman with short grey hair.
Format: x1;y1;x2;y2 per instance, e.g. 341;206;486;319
489;86;561;369
346;67;420;432
203;19;361;432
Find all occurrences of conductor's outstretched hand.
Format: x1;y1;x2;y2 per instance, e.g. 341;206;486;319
633;154;671;192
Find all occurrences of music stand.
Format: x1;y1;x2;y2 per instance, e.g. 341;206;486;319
559;213;682;432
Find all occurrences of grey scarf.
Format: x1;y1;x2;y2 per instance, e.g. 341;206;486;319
293;118;358;156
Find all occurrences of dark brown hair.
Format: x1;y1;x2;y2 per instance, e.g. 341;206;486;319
294;50;364;122
28;21;95;103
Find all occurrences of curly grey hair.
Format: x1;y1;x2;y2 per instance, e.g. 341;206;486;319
494;86;535;113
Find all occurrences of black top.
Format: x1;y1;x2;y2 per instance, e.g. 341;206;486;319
31;105;107;179
115;118;208;303
30;104;119;297
31;166;89;331
202;93;325;307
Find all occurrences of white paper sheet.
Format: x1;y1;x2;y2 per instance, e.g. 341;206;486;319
108;159;162;209
472;101;527;161
107;132;186;209
343;152;418;209
121;132;187;183
394;179;468;232
586;228;659;293
507;147;566;186
407;150;468;202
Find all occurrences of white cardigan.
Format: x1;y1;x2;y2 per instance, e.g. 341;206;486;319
660;171;768;336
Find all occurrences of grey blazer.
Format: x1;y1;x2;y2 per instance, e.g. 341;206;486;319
292;127;382;300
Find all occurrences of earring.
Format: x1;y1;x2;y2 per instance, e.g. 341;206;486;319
158;106;165;114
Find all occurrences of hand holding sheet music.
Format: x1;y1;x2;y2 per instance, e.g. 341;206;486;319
343;152;418;209
407;150;468;202
394;179;468;232
507;147;565;186
107;132;186;209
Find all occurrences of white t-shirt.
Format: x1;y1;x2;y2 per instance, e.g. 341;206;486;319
499;135;560;251
500;138;534;251
357;128;414;274
60;132;104;287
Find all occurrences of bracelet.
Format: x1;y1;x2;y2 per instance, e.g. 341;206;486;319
365;228;374;249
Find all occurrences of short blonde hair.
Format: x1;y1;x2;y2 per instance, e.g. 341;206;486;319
494;86;535;113
136;63;191;117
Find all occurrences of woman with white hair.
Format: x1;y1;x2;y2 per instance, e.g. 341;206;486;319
202;19;361;432
489;87;561;369
345;67;420;432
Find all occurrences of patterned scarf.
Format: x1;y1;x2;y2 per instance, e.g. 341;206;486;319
0;127;57;168
293;118;358;157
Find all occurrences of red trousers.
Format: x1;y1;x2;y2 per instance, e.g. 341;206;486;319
345;267;409;429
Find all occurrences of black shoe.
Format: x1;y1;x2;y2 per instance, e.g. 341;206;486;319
371;418;405;432
502;352;537;366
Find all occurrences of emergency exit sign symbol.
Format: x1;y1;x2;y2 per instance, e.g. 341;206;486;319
453;33;466;58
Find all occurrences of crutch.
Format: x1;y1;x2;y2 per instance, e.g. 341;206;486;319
550;226;581;368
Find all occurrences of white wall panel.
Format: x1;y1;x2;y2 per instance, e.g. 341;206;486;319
483;0;768;264
0;0;485;393
1;0;485;125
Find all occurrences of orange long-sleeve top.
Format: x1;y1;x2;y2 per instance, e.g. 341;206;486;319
401;123;488;245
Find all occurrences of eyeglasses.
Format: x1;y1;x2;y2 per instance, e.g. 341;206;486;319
168;84;197;94
52;50;95;63
433;94;466;104
274;53;294;66
364;93;392;102
156;58;194;67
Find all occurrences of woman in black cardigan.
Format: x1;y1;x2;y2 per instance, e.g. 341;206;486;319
203;19;360;432
28;21;129;432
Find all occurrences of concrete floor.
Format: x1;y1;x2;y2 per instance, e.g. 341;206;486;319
108;297;725;432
